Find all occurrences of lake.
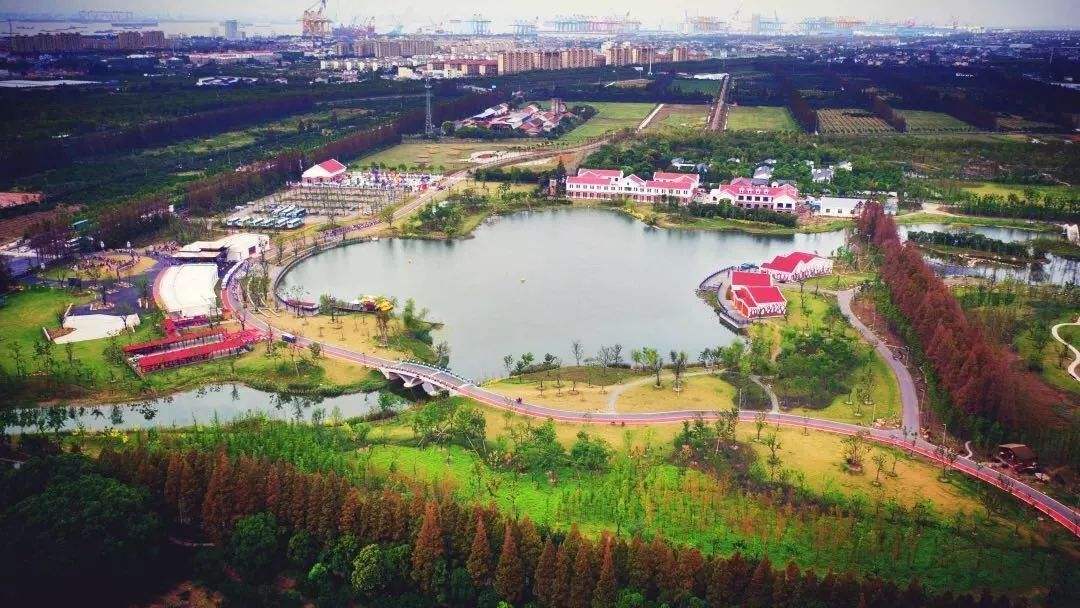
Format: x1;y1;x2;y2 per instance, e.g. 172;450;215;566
281;209;1071;380
4;385;386;434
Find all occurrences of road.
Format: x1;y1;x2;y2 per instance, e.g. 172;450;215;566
836;288;921;435
707;74;732;132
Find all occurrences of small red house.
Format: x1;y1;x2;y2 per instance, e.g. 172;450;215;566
731;285;787;318
302;159;347;183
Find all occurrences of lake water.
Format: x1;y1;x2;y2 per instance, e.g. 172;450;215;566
280;209;1072;380
4;385;384;434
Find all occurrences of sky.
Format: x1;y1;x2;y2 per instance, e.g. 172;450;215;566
3;0;1079;30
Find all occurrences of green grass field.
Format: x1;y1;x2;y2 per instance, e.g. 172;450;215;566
957;181;1080;199
353;141;534;173
556;102;656;143
901;110;976;132
645;104;708;132
668;78;720;95
725;106;798;132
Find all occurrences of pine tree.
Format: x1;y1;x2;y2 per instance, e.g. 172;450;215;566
551;540;573;608
534;537;557;607
591;537;617;608
653;541;678;605
627;534;651;593
467;513;493;587
340;489;363;537
568;541;595;608
494;521;524;605
163;451;182;516
744;557;774;608
201;451;235;543
411;501;445;595
264;461;283;519
519;515;543;586
675;547;704;601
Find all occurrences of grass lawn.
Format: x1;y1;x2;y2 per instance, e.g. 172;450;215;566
901;111;976;132
957;181;1080;200
483;370;736;414
801;271;876;291
725;106;798;132
895;211;1061;232
1017;313;1080;396
353;141;537;173
756;287;902;425
556;102;656;144
668;78;720;95
645;104;708;132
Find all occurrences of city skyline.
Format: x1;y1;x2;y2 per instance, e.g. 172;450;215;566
3;0;1080;31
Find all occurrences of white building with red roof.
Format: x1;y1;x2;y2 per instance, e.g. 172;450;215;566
705;177;801;213
726;269;787;318
302;159;348;184
761;251;833;282
566;168;700;204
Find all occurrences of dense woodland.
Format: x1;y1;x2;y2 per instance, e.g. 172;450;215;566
857;204;1077;466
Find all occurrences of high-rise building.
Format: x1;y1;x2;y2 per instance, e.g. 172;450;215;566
222;20;240;41
604;44;634;67
116;31;143;50
630;46;654;65
141;31;166;48
11;32;83;53
560;47;597;69
672;45;689;62
497;50;535;74
534;50;562;70
751;14;782;35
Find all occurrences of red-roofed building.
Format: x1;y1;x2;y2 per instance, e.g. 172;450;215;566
731;284;787;318
730;270;773;288
131;329;261;374
566;168;700;204
706;177;801;213
302;159;348;183
761;251;833;282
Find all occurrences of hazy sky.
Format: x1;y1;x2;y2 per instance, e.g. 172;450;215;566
4;0;1079;30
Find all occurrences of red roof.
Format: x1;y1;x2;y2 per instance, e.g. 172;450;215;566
720;177;798;198
762;251;821;274
123;327;227;355
136;329;261;372
730;270;772;287
577;168;622;178
0;192;43;209
652;171;699;183
318;159;346;173
734;285;786;307
567;174;614;186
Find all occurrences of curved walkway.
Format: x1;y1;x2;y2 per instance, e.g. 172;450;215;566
222;283;1078;537
836;289;921;435
1051;315;1080;382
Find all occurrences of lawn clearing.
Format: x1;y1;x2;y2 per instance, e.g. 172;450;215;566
818;108;896;134
556;102;656;144
725;105;798;132
668;78;721;95
645;104;708;132
352;141;535;173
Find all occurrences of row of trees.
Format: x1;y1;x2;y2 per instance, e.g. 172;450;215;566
856;203;1071;463
866;92;908;133
665;200;799;228
905;230;1030;259
96;444;1025;608
953;192;1078;222
0;95;315;181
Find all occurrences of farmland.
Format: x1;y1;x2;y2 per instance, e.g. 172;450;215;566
901;110;977;133
725;105;799;132
818;109;896;134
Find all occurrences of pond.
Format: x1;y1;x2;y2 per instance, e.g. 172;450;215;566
4;385;387;433
281;209;1072;381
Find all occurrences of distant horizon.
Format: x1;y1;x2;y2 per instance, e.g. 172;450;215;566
2;1;1079;32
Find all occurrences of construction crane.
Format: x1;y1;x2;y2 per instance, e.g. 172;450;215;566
301;0;332;38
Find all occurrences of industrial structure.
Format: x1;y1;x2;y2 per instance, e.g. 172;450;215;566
449;14;492;36
301;0;332;38
544;15;642;35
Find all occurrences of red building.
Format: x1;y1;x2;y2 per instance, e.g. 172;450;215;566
566;168;700;204
727;270;787;318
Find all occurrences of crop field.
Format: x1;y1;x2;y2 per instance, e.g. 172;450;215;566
725;105;798;132
901;110;976;132
998;114;1060;132
668;78;720;95
818;108;896;134
556;101;656;143
644;104;708;132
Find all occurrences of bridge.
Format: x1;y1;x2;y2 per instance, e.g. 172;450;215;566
221;248;1079;539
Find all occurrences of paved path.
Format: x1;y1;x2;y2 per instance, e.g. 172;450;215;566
1051;315;1080;382
603;370;713;413
750;374;780;413
836;289;921;435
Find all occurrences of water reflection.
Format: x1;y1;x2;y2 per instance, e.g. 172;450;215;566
2;384;389;433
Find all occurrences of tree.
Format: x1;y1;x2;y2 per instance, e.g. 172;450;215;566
569;541;595;608
229;512;279;584
411;501;445;595
872;451;888;486
592;537;617;608
467;513;493;587
534;537;557;607
351;544;386;597
842;430;871;472
669;350;688;390
754;411;768;441
494;521;525;604
641;347;663;387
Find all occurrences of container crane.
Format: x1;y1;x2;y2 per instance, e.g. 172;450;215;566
301;0;332;38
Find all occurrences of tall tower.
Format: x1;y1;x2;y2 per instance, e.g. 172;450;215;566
424;79;436;138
